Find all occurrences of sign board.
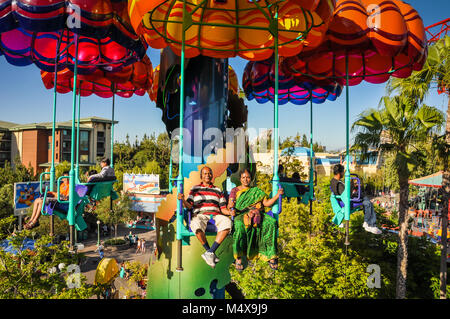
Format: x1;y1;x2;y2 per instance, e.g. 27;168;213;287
128;194;166;213
13;181;47;216
123;173;160;195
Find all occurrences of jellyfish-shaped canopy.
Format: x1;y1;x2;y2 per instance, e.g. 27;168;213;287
243;57;342;105
128;0;336;61
281;0;428;86
0;0;147;73
41;55;153;98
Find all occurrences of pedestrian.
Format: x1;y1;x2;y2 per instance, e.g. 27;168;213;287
136;238;142;254
119;262;126;278
96;241;104;260
141;239;146;254
128;231;133;247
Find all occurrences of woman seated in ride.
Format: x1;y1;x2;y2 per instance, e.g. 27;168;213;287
24;171;70;230
228;168;284;271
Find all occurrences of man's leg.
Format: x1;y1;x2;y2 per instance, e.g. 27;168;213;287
363;197;376;226
206;215;232;261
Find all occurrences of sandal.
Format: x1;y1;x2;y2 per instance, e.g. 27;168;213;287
235;259;244;272
24;220;40;230
268;259;278;270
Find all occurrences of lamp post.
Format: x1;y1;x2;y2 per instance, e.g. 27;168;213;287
97;220;101;246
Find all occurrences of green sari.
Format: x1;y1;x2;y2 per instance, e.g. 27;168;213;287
231;186;278;261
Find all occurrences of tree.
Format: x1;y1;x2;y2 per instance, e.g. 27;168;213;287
388;35;450;299
0;231;99;299
95;192;135;239
352;95;444;299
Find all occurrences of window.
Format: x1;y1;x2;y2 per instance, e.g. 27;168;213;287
80;131;89;151
97;131;105;157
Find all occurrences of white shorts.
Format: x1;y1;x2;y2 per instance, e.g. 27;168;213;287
190;213;232;233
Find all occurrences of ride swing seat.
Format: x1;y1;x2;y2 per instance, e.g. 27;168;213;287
329;174;364;226
278;172;317;205
279;181;311;205
40;176;118;231
173;209;219;245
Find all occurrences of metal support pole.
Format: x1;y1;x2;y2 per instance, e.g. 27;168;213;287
49;34;63;240
271;9;280;220
169;137;173;193
309;98;314;216
176;0;187;273
75;87;81;182
111;88;115;168
344;54;351;246
68;34;79;250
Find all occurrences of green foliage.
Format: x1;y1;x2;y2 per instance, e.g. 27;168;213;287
0;184;14;219
124;260;148;285
0;159;35;188
95;191;136;238
55;161;71;179
104;238;126;246
0;231;97;299
229;174;443;299
33;215;69;238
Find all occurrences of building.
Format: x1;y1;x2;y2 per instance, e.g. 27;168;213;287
0;117;117;174
0;120;17;167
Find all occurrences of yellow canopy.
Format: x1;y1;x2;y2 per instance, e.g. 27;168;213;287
94;258;119;285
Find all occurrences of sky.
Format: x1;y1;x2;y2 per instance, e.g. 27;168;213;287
0;0;448;151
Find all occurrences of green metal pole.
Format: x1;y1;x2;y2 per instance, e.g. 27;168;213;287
309;97;314;215
68;34;79;250
169;137;173;193
271;10;280;219
97;221;100;246
75;87;81;182
49;51;59;239
344;54;351;246
111;87;115;168
176;0;187;273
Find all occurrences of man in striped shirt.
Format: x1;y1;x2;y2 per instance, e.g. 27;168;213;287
178;166;234;268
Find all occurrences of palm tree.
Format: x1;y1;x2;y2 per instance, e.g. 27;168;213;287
352;95;444;299
388;36;450;299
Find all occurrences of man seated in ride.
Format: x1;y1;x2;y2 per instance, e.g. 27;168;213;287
330;164;382;235
178;166;235;268
87;158;116;182
24;171;70;230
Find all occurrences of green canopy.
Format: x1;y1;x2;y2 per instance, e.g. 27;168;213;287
408;171;443;188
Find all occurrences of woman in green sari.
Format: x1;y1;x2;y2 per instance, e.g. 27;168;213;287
228;169;284;271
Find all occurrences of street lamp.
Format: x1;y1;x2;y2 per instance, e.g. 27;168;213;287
97;220;101;246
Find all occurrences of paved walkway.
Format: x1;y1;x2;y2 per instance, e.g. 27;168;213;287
77;224;156;299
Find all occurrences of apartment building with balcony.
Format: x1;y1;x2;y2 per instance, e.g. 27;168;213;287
0;117;118;174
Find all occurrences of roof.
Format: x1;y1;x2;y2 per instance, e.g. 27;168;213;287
281;147;315;157
0;120;19;131
7;117;118;132
408;171;444;188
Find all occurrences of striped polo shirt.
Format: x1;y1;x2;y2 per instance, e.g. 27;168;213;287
186;183;227;215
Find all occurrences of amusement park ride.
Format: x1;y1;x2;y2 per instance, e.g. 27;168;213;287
0;0;448;298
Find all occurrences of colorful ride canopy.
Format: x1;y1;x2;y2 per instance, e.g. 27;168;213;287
41;55;153;98
281;0;428;86
128;0;336;60
0;0;147;73
243;56;342;105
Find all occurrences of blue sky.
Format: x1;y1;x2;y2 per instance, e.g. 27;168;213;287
0;0;448;151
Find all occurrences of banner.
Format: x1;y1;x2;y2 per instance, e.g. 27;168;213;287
14;181;46;214
123;173;160;195
128;194;165;213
